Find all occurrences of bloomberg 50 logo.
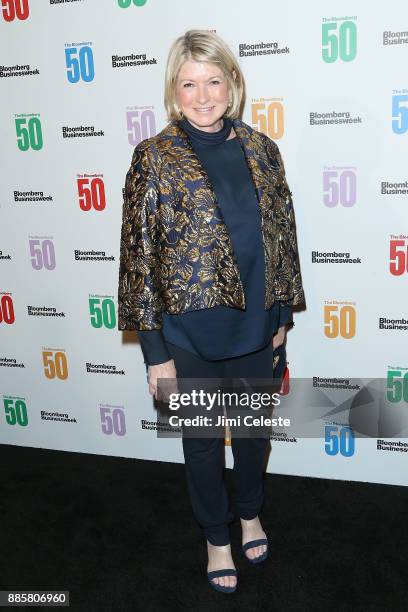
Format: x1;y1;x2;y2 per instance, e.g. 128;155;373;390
389;235;408;276
323;166;357;207
392;89;408;134
15;113;42;151
322;16;357;63
251;97;284;139
126;106;156;145
65;42;94;83
325;424;355;457
1;0;29;21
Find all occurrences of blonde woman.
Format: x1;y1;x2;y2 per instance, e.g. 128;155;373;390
118;30;304;593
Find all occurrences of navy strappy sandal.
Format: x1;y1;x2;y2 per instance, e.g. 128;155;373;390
207;568;237;593
242;538;268;563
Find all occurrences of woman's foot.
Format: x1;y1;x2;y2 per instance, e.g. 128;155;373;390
207;541;237;588
240;516;267;561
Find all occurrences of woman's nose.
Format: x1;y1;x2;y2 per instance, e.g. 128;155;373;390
195;85;210;104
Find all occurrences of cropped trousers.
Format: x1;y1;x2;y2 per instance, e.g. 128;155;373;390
165;340;276;546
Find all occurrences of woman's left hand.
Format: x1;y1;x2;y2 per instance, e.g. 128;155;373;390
272;325;287;349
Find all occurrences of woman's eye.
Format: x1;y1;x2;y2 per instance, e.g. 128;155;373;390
183;83;193;88
211;80;220;85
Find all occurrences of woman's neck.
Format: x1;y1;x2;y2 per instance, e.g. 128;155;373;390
179;116;234;145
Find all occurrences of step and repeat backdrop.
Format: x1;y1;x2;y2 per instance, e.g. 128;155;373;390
1;0;407;485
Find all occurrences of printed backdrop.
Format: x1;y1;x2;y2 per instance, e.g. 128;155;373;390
1;0;407;485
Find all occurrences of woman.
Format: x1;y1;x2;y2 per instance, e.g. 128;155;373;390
118;30;304;593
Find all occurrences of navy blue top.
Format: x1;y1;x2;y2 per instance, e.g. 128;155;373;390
137;117;293;366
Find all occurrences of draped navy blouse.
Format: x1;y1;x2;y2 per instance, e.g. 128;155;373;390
137;117;293;366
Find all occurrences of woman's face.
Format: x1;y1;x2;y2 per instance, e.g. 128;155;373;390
175;60;231;132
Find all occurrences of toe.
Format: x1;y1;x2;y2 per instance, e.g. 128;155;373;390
227;576;235;588
245;543;267;560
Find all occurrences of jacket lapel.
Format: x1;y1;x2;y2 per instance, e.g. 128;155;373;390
233;120;281;218
232;119;266;209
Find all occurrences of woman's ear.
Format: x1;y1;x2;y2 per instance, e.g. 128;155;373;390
232;69;237;81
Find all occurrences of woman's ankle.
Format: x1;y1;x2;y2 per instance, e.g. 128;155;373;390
207;539;231;548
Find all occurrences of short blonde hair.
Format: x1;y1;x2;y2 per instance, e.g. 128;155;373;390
164;29;245;121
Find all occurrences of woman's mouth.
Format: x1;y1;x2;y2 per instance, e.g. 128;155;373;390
194;107;215;113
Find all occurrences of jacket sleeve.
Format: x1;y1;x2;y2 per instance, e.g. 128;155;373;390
117;142;164;331
267;139;305;307
137;330;171;367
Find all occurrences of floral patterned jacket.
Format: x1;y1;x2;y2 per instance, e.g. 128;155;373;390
117;118;304;331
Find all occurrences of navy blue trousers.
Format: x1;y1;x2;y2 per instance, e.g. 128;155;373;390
166;340;276;546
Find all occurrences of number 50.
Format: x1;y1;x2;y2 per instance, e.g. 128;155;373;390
324;305;356;339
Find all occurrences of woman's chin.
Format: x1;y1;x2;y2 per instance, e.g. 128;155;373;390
186;112;225;130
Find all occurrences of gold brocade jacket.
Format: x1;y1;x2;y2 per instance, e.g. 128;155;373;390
117;118;304;331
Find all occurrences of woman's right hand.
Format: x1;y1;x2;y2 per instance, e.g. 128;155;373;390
147;359;178;401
